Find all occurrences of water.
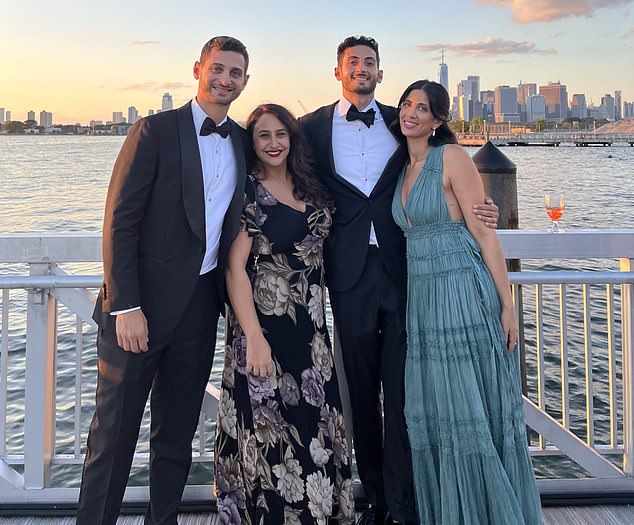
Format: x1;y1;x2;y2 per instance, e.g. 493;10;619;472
1;136;634;486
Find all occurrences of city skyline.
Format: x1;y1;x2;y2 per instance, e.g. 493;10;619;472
2;0;633;124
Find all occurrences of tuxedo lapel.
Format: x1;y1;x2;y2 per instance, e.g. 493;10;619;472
177;102;206;244
226;119;247;228
321;102;368;200
371;102;406;196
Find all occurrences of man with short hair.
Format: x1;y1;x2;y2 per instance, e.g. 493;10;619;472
77;36;250;525
300;36;497;525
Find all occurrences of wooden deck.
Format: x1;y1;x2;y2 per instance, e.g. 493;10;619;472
4;506;634;524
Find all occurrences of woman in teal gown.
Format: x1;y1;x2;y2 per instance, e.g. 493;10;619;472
391;80;542;525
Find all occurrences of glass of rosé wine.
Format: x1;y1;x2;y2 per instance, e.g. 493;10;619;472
544;193;565;233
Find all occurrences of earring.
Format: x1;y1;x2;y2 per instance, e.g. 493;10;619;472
432;127;436;137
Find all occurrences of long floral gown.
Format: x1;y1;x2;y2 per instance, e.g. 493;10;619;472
215;177;355;525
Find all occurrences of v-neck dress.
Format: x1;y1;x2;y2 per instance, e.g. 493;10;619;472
214;177;354;525
391;145;542;525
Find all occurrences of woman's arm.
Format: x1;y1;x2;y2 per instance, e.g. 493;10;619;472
226;231;274;376
443;144;518;352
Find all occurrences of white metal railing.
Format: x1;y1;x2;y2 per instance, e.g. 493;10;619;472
457;132;634;143
1;230;634;505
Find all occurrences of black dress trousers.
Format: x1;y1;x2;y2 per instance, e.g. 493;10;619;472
77;270;221;525
329;247;417;523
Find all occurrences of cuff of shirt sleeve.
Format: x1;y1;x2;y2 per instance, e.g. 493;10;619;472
110;306;141;316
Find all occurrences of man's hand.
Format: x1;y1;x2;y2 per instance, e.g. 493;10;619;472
473;196;499;229
116;309;149;353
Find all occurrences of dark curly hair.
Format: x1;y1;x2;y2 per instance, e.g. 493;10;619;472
337;35;380;65
390;79;457;147
200;36;249;73
246;104;334;211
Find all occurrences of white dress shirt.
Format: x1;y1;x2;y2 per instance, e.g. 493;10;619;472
191;98;238;274
332;97;399;245
111;98;238;315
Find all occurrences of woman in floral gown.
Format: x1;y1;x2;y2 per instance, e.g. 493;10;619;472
214;104;355;525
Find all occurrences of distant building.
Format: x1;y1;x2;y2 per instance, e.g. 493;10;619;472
601;94;615;121
517;82;537;121
570;94;587;119
128;106;139;125
624;101;634;119
588;105;609;120
148;109;155;116
111;123;132;136
5;111;11;122
39;110;53;127
458;95;471;122
615;90;622;121
27;110;36;122
89;120;104;127
526;95;546;122
539;82;568;122
112;111;124;124
438;48;449;93
467;76;480;103
162;93;173;111
480;90;495;122
0;108;4;123
494;85;519;123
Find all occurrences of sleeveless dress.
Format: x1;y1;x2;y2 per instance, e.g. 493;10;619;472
391;145;542;525
215;177;355;525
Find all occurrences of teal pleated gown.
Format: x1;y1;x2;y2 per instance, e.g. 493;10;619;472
391;145;542;525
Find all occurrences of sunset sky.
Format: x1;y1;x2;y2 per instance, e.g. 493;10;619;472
2;0;633;124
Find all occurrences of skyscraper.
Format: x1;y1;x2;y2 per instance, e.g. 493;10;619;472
601;94;615;121
527;95;546;122
112;111;124;124
494;86;519;122
624;101;634;119
438;48;449;93
539;82;568;122
162;93;173;111
570;94;587;119
39;111;53;127
467;76;480;103
27;110;36;122
455;76;480;121
517;82;537;121
615;90;622;121
128;106;139;125
5;111;11;122
0;108;4;124
480;90;495;122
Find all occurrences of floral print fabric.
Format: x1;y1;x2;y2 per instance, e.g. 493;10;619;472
215;178;354;524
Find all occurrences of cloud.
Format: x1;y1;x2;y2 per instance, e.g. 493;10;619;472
116;81;190;91
130;40;161;46
474;0;632;23
418;37;556;57
623;27;634;38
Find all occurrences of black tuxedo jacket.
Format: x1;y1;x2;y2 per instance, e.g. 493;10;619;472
299;101;408;292
94;101;248;345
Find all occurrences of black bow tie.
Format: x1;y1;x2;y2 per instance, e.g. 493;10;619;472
200;117;230;138
346;105;375;128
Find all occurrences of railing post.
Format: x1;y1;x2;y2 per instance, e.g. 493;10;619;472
24;263;57;489
622;257;634;476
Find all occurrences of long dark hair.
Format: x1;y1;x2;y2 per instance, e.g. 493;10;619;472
391;79;457;147
246;104;334;211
